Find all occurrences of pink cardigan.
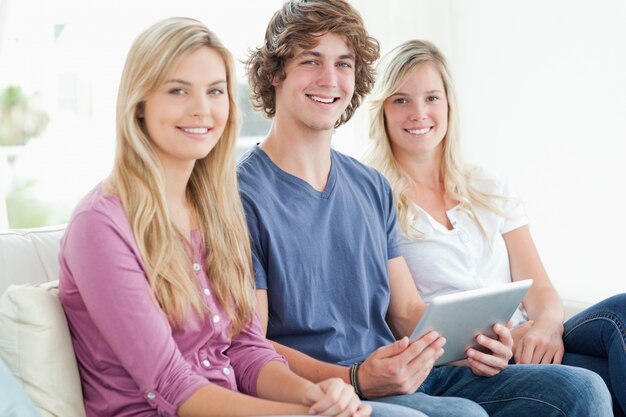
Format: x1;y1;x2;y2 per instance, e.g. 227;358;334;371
59;186;285;417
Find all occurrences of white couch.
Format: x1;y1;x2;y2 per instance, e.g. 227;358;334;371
0;225;591;417
0;225;85;417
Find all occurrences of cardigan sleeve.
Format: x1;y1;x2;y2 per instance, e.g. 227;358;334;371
226;313;287;396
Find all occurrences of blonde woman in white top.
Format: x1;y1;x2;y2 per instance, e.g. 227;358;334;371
363;39;626;417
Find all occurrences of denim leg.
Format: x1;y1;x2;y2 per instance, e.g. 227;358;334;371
373;391;487;417
367;400;430;417
562;353;625;417
274;402;428;417
562;293;626;416
421;364;612;417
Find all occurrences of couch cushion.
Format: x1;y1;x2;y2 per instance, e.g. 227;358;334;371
0;281;86;417
0;225;65;294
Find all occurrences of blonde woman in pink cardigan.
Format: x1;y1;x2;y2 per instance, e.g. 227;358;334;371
59;17;370;417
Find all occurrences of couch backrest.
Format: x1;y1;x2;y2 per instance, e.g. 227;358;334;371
0;225;65;293
0;224;86;417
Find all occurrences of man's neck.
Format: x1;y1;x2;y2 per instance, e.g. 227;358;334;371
260;120;334;192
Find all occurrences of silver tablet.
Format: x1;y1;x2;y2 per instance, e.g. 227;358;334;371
410;279;532;366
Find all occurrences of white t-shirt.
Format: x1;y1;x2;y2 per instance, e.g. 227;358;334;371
399;172;530;326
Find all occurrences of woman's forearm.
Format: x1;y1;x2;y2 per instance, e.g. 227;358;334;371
178;383;311;417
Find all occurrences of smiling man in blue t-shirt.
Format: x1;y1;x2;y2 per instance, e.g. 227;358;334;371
236;1;612;417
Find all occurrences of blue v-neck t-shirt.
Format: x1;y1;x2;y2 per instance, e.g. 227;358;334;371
237;146;400;365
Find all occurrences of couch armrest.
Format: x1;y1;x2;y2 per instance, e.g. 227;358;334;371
563;298;591;322
0;225;65;294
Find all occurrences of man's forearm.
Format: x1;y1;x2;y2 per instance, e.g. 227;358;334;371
269;340;351;383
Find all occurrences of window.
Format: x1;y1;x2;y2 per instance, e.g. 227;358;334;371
0;0;280;228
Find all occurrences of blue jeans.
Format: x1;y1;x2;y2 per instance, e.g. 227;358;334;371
562;293;626;417
274;401;429;417
367;401;429;417
373;363;611;417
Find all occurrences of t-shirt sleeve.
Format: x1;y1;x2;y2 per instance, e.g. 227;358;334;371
497;176;529;234
382;178;401;260
61;210;208;415
226;313;287;396
240;194;268;290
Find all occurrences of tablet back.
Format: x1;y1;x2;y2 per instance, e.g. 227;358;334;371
410;279;532;366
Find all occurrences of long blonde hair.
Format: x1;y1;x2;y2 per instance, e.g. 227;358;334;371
363;40;502;240
110;17;254;334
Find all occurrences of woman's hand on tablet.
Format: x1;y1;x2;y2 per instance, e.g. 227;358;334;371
466;323;513;377
357;332;445;398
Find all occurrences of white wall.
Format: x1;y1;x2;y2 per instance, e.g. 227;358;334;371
0;153;8;229
339;0;626;303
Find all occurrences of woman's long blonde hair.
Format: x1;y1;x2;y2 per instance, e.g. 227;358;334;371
363;40;502;240
110;17;254;334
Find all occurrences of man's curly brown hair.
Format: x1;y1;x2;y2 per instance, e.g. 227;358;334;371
245;0;380;128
